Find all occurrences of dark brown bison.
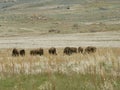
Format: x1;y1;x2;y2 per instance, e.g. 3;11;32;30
30;48;44;56
49;47;57;55
63;47;72;55
64;47;77;55
85;46;97;54
20;49;25;56
70;47;77;53
38;48;44;56
12;48;19;56
30;50;36;55
78;47;83;53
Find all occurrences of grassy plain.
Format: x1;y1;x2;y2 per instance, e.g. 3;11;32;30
0;48;120;90
0;0;120;90
0;0;120;36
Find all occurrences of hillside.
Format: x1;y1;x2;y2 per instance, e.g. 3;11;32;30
0;0;120;36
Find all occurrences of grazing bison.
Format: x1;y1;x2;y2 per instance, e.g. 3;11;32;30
64;47;77;55
30;48;44;56
49;47;57;55
20;49;25;56
85;46;97;54
64;47;72;55
12;48;19;56
38;48;44;56
70;47;77;53
30;50;36;55
78;47;83;53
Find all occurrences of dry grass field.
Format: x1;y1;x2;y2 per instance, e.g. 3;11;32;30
0;47;120;90
0;47;120;75
0;0;120;90
0;31;119;90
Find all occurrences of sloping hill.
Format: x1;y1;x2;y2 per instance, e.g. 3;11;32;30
0;0;119;10
0;0;120;36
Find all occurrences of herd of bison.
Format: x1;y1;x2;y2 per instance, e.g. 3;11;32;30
12;46;96;57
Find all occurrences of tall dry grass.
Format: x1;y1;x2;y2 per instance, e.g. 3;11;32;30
0;47;120;90
0;47;119;76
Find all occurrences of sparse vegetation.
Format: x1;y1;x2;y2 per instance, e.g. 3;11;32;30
0;0;120;36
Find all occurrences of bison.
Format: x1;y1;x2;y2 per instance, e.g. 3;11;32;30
30;48;44;56
12;48;19;56
70;47;77;53
49;47;57;55
20;49;25;56
64;47;78;55
63;47;72;55
38;48;44;56
85;46;97;54
78;47;83;53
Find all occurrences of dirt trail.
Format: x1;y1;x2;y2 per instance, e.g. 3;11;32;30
0;31;120;48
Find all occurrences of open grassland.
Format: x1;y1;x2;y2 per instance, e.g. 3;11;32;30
0;0;120;89
0;0;120;36
0;47;120;90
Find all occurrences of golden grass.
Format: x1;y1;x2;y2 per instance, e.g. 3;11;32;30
0;47;119;90
0;47;119;77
